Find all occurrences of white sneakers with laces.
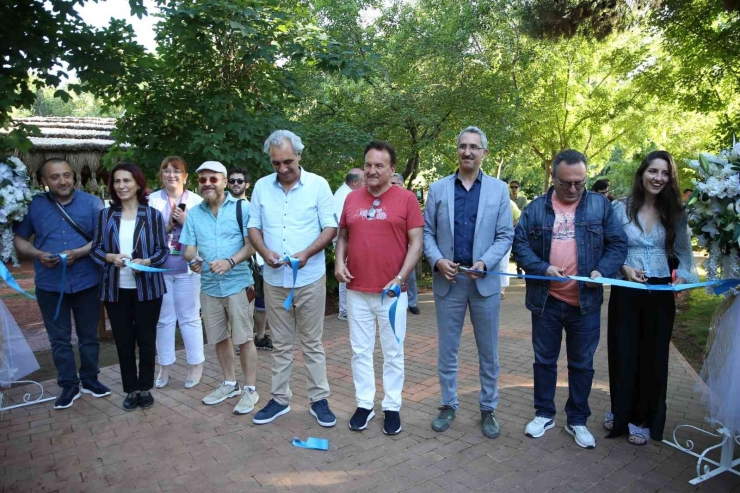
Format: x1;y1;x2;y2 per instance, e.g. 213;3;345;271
525;416;596;449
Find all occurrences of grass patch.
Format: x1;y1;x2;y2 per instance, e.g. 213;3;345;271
0;286;36;300
673;284;723;373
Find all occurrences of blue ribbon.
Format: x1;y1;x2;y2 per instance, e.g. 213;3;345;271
381;284;402;344
52;253;68;321
457;269;740;294
292;437;329;451
0;262;37;300
282;256;300;311
123;259;176;273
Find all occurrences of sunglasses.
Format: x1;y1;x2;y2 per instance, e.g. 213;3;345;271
228;178;245;185
199;176;220;184
366;198;382;220
510;186;519;190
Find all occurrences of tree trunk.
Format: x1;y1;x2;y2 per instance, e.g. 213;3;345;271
542;159;551;193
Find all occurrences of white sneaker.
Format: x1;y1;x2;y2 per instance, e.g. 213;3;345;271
525;416;555;438
233;388;259;415
566;424;596;449
202;381;241;405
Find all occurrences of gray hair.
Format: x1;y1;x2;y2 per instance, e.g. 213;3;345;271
392;173;404;182
457;126;488;150
263;130;305;155
346;171;362;184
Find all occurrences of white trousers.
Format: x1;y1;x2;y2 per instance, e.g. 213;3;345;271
347;289;407;411
156;272;204;366
499;247;512;288
339;282;347;316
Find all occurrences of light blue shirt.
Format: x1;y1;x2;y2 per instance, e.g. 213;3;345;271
612;199;698;283
248;167;337;288
180;194;253;297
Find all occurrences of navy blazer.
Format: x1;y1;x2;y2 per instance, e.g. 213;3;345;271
90;204;169;302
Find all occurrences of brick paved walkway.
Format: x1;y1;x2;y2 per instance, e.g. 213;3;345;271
3;282;739;492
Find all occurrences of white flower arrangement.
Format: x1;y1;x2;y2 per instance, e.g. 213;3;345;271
688;138;740;289
0;156;35;266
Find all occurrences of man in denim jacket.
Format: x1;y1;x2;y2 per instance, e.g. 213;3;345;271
512;149;627;449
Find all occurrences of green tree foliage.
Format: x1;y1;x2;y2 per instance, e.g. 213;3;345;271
0;0;146;155
648;0;740;142
95;0;369;180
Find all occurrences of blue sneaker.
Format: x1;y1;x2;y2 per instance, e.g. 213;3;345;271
253;399;291;425
54;385;81;410
310;399;336;427
81;379;111;398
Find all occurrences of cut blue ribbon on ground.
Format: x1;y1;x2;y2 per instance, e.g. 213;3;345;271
292;437;329;451
381;283;402;344
282;256;300;311
457;269;740;295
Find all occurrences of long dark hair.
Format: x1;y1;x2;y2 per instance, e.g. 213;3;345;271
108;162;150;205
627;150;684;258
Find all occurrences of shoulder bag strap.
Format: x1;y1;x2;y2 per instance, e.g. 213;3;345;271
45;192;93;243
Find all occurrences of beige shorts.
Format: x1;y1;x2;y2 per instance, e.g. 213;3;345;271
200;288;254;345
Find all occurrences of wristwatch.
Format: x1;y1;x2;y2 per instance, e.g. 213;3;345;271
395;275;406;287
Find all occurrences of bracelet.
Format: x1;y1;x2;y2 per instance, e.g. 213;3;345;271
227;258;236;268
395;275;405;285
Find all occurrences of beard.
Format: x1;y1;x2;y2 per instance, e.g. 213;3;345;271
202;187;223;205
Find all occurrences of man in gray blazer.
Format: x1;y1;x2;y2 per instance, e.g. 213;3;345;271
423;126;514;439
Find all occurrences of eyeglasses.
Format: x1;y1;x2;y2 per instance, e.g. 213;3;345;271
162;169;183;176
458;144;484;152
228;178;245;185
510;185;519;190
198;176;220;184
596;189;609;195
553;176;586;190
366;198;382;220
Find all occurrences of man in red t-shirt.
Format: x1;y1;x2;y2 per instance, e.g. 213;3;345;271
335;140;424;436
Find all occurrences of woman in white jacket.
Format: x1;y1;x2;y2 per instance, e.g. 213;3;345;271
148;156;205;388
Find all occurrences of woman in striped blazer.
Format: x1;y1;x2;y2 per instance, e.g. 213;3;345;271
91;162;169;411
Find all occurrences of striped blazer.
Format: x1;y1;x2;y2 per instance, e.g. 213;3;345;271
90;204;169;302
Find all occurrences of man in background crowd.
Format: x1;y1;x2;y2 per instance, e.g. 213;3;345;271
228;167;272;351
333;168;365;321
391;172;420;315
509;180;528;211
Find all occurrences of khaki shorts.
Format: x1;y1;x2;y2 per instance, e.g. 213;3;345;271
201;288;254;345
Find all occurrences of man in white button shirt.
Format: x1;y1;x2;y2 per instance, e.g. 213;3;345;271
333;168;364;321
248;130;339;427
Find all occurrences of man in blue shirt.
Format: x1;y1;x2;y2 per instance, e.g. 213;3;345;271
14;158;110;409
181;161;259;416
423;127;514;439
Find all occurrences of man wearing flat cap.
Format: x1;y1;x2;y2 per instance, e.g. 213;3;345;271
181;161;260;415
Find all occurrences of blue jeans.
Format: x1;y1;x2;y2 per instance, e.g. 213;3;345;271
407;270;418;308
36;286;101;388
531;296;601;425
434;275;500;411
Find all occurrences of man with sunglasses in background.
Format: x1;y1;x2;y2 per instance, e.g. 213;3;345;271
248;130;338;427
335;141;423;435
423;126;514;440
227;167;273;352
512;149;627;449
181;161;261;415
509;180;528;212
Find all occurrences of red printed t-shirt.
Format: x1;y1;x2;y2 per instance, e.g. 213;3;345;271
339;185;424;293
548;193;580;306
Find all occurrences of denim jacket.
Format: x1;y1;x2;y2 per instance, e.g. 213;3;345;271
512;187;628;315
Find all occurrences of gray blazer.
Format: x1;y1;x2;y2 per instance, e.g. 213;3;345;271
423;172;514;297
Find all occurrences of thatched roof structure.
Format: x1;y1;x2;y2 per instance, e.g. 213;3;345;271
11;117;126;194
